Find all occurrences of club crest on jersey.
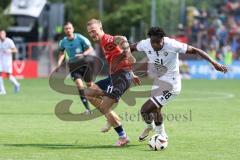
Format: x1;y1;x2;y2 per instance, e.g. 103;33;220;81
163;52;168;56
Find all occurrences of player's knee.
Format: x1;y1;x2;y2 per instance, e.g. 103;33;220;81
88;98;100;108
140;105;151;120
99;106;109;115
141;99;157;114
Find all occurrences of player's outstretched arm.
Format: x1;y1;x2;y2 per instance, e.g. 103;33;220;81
130;42;138;52
186;45;228;73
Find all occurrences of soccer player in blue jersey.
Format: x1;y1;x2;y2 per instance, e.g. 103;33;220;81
57;22;94;114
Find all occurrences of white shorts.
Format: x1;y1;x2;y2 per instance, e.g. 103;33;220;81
0;54;12;73
150;77;181;107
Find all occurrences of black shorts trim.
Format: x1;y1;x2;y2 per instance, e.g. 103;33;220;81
152;96;162;107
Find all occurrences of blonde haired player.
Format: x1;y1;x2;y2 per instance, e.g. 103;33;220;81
87;19;140;146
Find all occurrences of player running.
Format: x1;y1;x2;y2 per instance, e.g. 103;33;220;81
130;27;227;142
57;22;94;114
0;30;20;95
87;19;140;146
84;76;120;132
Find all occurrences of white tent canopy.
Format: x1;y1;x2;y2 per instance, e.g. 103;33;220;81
4;0;47;18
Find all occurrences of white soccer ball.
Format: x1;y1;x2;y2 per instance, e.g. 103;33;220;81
148;134;168;151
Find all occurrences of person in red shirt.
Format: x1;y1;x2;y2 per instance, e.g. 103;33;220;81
87;19;140;147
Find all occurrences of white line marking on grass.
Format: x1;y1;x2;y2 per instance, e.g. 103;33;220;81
176;91;235;102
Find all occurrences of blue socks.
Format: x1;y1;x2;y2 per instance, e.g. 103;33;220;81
114;125;126;138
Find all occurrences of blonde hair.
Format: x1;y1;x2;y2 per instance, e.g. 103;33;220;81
87;19;102;28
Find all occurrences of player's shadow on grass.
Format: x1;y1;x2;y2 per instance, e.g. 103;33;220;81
3;143;139;149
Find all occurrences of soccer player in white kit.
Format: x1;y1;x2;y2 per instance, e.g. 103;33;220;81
130;27;228;142
0;30;20;95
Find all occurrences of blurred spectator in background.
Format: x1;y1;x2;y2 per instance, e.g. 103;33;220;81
173;23;189;43
179;60;191;79
222;43;234;65
222;43;234;78
216;23;228;47
237;45;240;60
186;1;240;61
209;35;220;54
208;45;218;79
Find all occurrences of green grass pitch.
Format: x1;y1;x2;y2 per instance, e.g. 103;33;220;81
0;78;239;160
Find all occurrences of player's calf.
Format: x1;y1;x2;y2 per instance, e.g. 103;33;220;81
140;99;159;124
139;99;161;141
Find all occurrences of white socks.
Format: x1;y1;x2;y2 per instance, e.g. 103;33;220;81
9;75;20;87
0;77;6;94
155;123;167;136
0;75;20;94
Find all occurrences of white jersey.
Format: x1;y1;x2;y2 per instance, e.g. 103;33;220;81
0;38;16;73
0;38;15;56
136;37;187;97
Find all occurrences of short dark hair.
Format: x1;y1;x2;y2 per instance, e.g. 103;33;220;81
147;27;166;38
64;21;73;26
